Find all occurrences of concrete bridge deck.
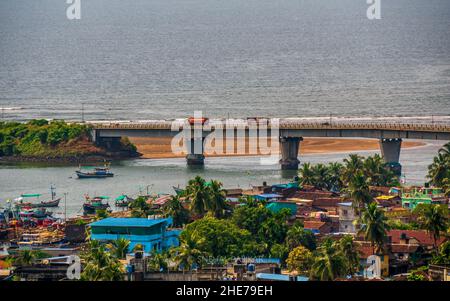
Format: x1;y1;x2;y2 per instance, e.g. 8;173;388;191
88;116;450;171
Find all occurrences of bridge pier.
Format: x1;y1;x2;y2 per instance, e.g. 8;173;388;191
279;137;302;170
185;137;205;166
379;138;402;175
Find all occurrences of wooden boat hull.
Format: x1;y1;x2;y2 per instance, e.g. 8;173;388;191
76;171;114;179
83;203;110;214
16;198;60;208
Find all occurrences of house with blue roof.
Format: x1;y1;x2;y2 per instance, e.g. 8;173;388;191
89;217;181;253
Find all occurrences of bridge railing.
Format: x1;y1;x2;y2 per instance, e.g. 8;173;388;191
90;120;450;132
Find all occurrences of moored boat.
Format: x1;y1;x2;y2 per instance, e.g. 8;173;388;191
83;196;110;214
76;164;114;179
114;195;133;207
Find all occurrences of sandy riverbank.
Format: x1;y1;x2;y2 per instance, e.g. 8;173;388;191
128;137;425;159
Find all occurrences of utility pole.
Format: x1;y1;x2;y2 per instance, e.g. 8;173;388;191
63;192;68;223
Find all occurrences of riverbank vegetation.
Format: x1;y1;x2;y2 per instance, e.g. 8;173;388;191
0;119;138;161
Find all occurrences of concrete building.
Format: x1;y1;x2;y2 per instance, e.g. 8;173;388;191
89;217;181;253
338;202;357;233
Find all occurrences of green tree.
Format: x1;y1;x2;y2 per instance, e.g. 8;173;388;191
341;154;364;185
346;171;373;215
107;238;130;260
147;250;169;272
431;241;450;265
80;240;124;281
207;180;228;218
185;176;210;216
310;239;347;281
427;152;449;186
298;163;315;186
286;246;313;275
285;222;317;251
358;202;390;254
129;196;153;218
415;204;448;252
172;233;207;272
337;235;361;275
162;195;190;227
180;216;261;258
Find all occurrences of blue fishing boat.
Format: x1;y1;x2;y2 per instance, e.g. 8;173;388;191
76;165;114;179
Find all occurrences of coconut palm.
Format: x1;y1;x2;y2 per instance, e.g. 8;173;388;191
298;163;315;186
310;238;347;281
358;202;390;254
337;235;361;275
107;238;130;259
172;234;206;274
346;171;373;215
438;142;450;157
80;240;124;281
185;176;210;216
326;162;344;192
162;195;190;227
417;204;448;252
341;154;364;185
311;163;329;190
147;250;169;272
207;180;227;218
427;152;449;186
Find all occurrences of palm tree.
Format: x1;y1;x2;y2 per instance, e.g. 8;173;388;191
358;202;390;254
147;250;169;272
442;178;450;198
427;152;449;186
285;223;316;251
363;154;383;186
14;250;35;266
298;163;315;186
311;163;329;190
337;235;361;275
207;180;227;218
438;142;450;157
346;171;373;215
162;195;190;227
341;154;364;185
107;238;130;259
417;204;448;252
310;238;347;281
326;162;344;192
172;234;206;276
80;240;124;281
185;176;210;216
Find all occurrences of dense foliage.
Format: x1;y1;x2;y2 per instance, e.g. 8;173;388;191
0;119;89;156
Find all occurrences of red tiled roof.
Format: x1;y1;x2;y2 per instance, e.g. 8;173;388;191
303;220;326;230
312;197;343;207
388;230;446;247
390;244;420;253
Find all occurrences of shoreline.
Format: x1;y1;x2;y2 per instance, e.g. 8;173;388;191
129;137;426;159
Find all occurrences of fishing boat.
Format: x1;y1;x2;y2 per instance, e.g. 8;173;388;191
114;195;133;207
14;186;61;208
83;196;110;214
76;164;114;179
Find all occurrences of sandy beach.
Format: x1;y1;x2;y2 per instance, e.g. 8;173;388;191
129;137;425;159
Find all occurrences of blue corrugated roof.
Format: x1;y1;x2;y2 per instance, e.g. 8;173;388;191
256;193;282;198
89;217;170;228
256;273;308;281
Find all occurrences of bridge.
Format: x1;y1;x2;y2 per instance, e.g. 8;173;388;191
88;116;450;172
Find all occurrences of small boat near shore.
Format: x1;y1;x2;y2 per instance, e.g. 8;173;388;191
114;195;133;208
83;196;110;214
76;164;114;179
14;188;61;208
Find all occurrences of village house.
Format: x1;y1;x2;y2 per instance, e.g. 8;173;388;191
89;217;181;253
338;202;357;233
